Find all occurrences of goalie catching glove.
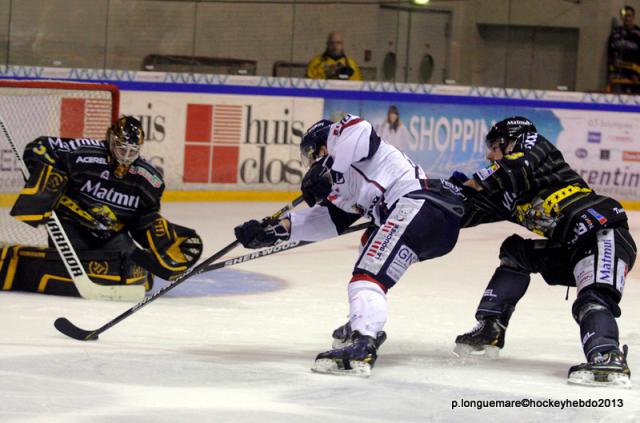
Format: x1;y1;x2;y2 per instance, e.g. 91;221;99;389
131;217;203;280
234;218;290;249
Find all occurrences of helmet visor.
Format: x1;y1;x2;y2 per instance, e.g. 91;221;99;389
301;144;321;168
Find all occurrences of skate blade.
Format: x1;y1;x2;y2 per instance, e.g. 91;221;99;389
568;371;632;389
311;358;372;378
453;343;500;359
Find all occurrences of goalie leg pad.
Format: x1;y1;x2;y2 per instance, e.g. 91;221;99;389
3;243;150;296
132;218;203;280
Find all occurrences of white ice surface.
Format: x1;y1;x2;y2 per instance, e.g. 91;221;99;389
1;203;639;423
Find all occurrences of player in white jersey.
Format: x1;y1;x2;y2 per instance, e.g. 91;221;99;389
235;115;465;376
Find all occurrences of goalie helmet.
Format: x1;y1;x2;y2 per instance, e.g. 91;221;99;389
485;116;537;152
300;119;333;167
107;116;144;176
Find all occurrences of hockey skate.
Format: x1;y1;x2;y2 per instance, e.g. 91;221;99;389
453;317;506;359
312;331;379;377
568;345;631;388
331;322;387;349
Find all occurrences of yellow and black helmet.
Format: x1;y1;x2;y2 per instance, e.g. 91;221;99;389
107;116;145;167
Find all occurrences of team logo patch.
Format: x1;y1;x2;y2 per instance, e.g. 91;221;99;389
48;137;104;152
132;264;146;278
89;260;109;275
331;170;345;184
386;245;418;282
366;222;398;260
568;221;589;246
477;163;499;181
483;289;497;298
596;230;615;285
76;156;108;165
80;180;140;209
46;173;66;192
129;165;163;188
573;254;595;293
357;199;421;276
522;133;538;149
587;208;607;225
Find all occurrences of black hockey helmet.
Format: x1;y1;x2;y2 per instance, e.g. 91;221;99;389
485;116;537;152
300;119;333;167
107;116;145;167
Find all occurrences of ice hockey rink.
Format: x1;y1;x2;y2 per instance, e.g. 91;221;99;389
1;201;639;423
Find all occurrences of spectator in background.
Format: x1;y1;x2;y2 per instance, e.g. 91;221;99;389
306;32;362;81
376;105;415;152
607;5;640;90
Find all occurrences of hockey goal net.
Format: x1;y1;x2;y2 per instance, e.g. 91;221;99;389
0;80;119;247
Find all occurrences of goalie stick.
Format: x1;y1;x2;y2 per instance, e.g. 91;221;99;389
0;116;145;301
54;195;317;340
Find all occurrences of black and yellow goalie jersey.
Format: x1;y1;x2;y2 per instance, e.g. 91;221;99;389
11;136;165;242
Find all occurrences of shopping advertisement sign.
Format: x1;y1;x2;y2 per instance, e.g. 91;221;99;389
120;91;323;190
324;99;563;177
324;99;640;202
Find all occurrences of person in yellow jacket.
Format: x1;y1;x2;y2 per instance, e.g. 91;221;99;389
306;32;362;81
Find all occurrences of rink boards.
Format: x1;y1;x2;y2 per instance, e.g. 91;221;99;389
0;66;639;207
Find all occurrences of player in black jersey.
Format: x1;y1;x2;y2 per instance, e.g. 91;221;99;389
451;116;636;387
2;116;203;297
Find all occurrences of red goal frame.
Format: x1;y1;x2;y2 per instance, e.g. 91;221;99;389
0;79;120;123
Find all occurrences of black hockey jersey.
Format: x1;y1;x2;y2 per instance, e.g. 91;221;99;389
13;136;164;241
461;133;628;247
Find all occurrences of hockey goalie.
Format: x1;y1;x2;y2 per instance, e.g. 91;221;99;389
1;116;203;296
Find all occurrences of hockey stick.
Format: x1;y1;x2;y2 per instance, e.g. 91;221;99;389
202;221;369;272
0;117;145;301
54;195;311;340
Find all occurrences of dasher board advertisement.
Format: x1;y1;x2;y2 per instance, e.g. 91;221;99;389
324;99;640;202
120;91;323;191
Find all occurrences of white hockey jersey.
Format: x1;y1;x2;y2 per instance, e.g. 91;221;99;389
289;115;427;242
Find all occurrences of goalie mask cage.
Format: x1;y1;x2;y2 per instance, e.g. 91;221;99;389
0;80;119;247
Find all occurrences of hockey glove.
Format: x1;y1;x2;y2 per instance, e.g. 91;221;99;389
301;157;333;207
131;217;203;281
234;218;290;249
448;171;470;187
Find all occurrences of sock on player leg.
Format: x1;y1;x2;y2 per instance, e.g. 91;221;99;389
348;280;387;338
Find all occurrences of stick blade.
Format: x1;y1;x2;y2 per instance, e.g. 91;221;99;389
74;276;146;302
54;317;99;341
